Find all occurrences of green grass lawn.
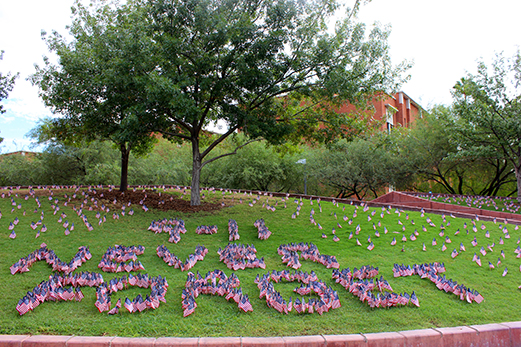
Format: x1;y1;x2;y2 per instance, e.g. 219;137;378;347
1;187;520;337
419;193;521;214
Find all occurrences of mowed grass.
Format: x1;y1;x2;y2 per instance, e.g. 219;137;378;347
1;187;521;338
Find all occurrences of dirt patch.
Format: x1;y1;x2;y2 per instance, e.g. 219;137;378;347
2;186;227;213
87;188;224;213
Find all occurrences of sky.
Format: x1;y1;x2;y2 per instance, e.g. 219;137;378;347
0;0;520;153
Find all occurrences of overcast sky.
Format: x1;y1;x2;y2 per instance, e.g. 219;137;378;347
0;0;520;153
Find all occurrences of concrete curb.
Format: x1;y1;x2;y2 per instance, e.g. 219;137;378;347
2;321;521;346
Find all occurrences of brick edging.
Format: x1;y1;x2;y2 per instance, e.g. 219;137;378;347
2;321;521;346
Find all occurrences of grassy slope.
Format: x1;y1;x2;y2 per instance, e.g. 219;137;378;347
420;194;520;214
0;187;520;337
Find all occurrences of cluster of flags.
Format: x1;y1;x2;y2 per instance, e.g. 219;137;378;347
257;269;319;284
53;271;105;287
336;265;380;280
95;275;168;314
148;218;187;243
255;271;341;315
424;271;484;304
15;272;104;315
17;282;83;315
392;262;446;278
217;243;266;270
254;219;272;240
195;225;218;235
277;243;339;270
392;262;483;304
97;245;145;273
182;270;252;317
228;219;240;241
10;244;91;275
156;244;208;271
331;267;418;308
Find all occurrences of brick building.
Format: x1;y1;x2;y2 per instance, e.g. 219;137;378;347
336;91;424;132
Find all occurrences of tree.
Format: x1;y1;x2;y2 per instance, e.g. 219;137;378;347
394;108;470;194
452;51;521;201
200;137;303;192
0;50;18;116
32;0;407;202
146;0;409;205
310;137;404;199
30;1;159;191
390;107;515;196
0;49;19;144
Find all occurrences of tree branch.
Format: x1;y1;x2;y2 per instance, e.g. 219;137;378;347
201;138;261;168
159;130;192;141
200;125;238;160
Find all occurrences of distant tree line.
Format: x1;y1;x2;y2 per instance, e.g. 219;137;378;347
0;113;517;199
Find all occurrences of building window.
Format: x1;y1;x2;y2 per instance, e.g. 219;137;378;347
385;104;397;134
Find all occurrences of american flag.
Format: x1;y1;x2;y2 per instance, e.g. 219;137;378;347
124;297;135;313
410;292;420;307
238;294;253;312
476;256;482;267
16;297;31;315
134;294;147;312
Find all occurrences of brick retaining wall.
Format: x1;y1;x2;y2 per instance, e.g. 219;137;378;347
2;322;521;346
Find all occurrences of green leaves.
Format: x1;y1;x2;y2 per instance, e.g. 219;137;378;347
0;50;19;114
452;51;521;199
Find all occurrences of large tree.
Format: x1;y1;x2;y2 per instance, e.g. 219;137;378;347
32;0;407;203
452;51;521;201
0;50;18;116
145;0;408;205
310;137;408;199
0;50;18;144
31;1;159;191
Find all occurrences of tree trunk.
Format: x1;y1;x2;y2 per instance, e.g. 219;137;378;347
120;143;130;192
190;138;202;206
516;165;521;203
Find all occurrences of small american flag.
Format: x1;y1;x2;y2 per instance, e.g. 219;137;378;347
16;297;31;315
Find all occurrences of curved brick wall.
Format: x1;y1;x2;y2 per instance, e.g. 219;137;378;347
1;322;521;346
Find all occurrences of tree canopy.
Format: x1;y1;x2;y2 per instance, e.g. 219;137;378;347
0;50;18;116
452;51;521;201
31;1;159;191
32;0;409;203
146;0;408;204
